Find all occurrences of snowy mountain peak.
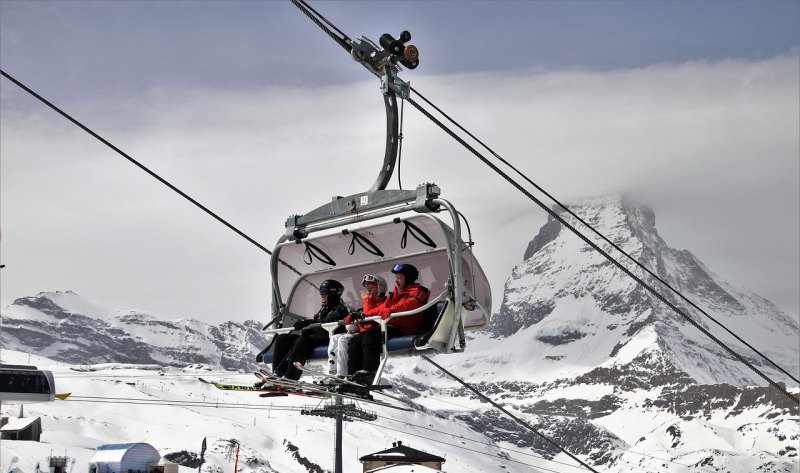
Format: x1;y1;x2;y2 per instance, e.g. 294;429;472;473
490;196;799;388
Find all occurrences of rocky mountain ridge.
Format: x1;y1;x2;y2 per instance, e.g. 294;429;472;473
1;290;268;372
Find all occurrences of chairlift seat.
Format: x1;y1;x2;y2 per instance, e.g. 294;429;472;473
261;301;446;365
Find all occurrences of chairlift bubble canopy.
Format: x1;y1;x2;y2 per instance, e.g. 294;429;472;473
267;184;491;356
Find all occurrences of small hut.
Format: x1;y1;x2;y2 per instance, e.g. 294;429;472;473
0;416;42;441
359;441;445;472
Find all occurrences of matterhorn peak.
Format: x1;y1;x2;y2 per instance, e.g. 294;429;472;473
488;196;798;388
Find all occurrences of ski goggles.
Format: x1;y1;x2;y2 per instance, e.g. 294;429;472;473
392;263;411;273
361;274;381;286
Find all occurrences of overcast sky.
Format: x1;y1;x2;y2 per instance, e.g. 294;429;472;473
1;1;798;328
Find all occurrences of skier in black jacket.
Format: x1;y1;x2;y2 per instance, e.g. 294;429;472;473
271;279;349;380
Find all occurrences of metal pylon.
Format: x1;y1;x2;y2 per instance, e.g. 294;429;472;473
300;396;378;472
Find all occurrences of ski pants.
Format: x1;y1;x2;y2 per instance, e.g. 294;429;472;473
347;324;404;375
272;332;326;380
327;332;355;376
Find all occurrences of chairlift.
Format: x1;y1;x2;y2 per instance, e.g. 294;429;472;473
0;364;56;403
260;29;492;377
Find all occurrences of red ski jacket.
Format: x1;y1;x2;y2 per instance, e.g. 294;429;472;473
368;283;430;335
344;293;388;333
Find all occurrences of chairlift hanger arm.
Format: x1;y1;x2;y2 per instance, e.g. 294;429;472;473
354;44;414;192
291;1;417;192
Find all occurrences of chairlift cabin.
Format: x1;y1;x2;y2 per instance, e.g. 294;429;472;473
261;185;492;367
0;364;56;403
260;28;492;375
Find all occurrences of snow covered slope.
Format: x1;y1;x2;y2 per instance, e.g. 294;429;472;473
0;350;540;473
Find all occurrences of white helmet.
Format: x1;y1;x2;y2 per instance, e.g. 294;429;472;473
361;274;387;294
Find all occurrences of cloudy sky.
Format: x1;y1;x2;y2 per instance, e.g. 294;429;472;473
1;1;798;328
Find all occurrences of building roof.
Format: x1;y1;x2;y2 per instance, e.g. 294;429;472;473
90;443;160;465
96;443;141;451
367;466;443;472
0;417;39;432
359;442;445;463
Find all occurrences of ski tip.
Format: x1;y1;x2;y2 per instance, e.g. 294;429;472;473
55;393;72;400
293;361;305;370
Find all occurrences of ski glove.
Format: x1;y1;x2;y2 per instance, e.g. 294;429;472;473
350;308;365;322
294;319;312;330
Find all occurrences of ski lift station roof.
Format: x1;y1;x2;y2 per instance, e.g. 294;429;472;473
89;443;160;473
360;441;445;465
367;466;443;472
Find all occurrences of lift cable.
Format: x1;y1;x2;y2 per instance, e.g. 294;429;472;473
411;99;798;405
290;0;352;53
65;395;304;412
423;356;600;473
0;69;302;278
287;0;799;401
411;83;799;387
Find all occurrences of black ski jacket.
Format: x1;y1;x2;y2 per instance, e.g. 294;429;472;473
304;302;349;342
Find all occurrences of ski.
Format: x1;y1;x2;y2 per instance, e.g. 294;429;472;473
265;365;412;412
199;377;262;392
291;362;408;404
197;377;327;399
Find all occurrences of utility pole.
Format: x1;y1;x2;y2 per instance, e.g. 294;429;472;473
225;439;240;473
334;396;343;473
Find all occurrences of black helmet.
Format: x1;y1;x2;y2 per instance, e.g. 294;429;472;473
319;279;345;297
391;263;419;283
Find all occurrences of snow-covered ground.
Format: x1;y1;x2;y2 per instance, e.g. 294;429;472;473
0;350;544;473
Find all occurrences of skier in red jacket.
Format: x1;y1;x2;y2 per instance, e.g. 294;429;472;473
346;263;429;384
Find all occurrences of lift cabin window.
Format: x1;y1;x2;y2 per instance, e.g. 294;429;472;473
0;368;52;394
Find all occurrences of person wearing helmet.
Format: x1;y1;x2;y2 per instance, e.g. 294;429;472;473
359;273;388;313
326;274;388;379
270;279;349;380
346;263;429;384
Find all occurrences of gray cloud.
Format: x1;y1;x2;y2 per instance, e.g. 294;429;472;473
1;54;797;325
